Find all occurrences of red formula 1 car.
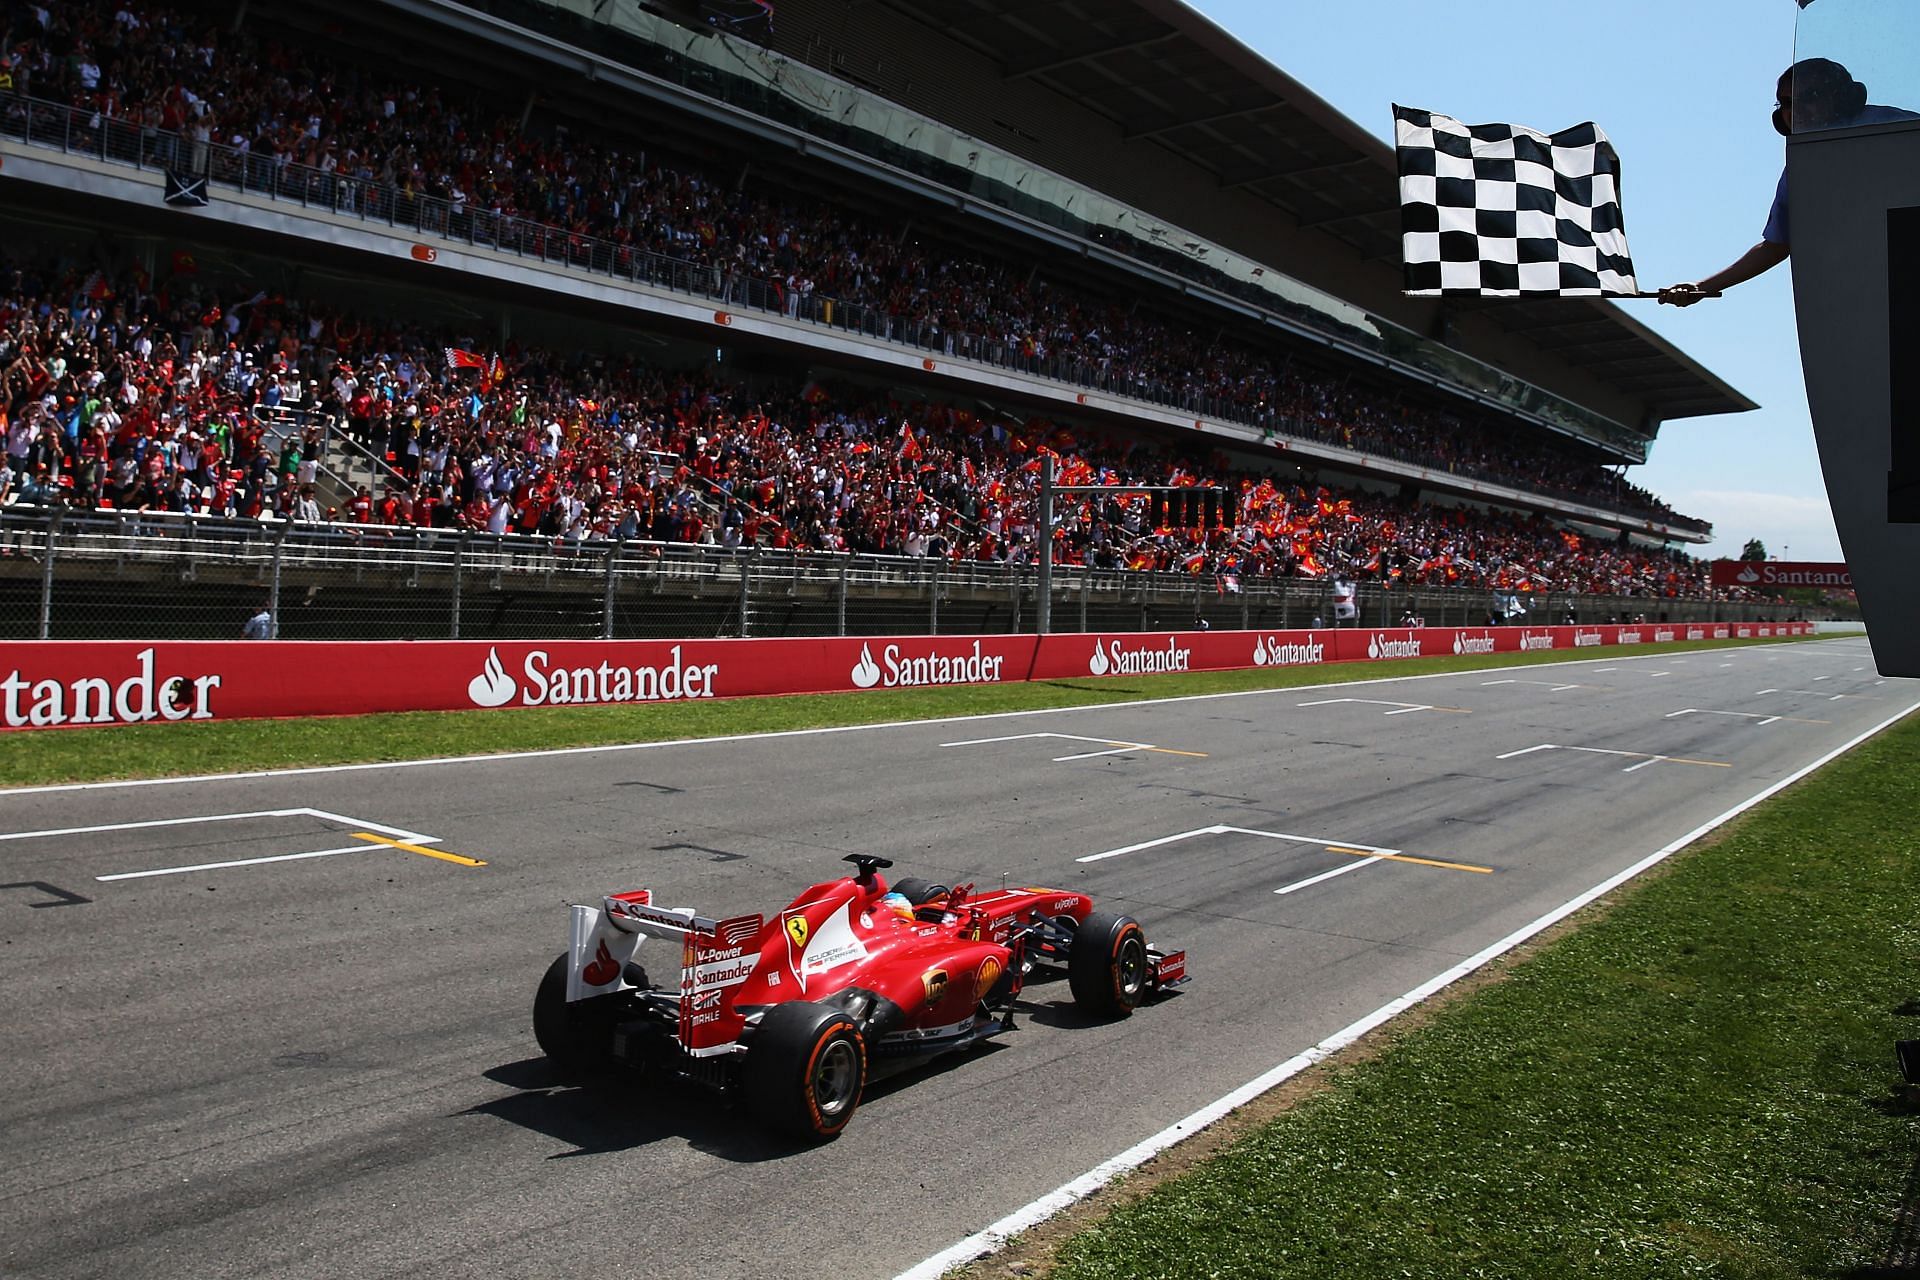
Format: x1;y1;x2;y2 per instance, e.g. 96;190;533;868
533;854;1187;1139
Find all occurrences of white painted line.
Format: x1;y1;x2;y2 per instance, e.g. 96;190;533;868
1480;679;1588;691
1076;826;1229;864
891;696;1920;1280
1757;689;1780;695
0;808;447;882
1217;826;1395;855
942;731;1161;762
1300;698;1452;715
0;637;1826;799
298;809;434;844
1496;744;1557;760
1648;672;1671;679
0;808;434;847
1273;859;1378;896
0;807;306;842
1667;709;1795;723
96;844;376;881
1831;695;1845;702
1814;676;1830;682
1593;668;1619;673
1621;758;1662;774
1720;663;1733;668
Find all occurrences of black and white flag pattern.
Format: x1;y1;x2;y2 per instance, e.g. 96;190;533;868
1393;105;1636;297
163;169;210;208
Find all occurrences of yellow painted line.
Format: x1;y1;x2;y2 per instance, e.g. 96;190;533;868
1429;707;1474;714
1143;747;1210;758
352;832;487;867
1666;758;1735;769
1325;845;1494;875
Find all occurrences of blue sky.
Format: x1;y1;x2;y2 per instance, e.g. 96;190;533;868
1192;0;1831;561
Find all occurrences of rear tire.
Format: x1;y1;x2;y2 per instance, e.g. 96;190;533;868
533;953;619;1077
1068;912;1149;1018
742;1002;868;1140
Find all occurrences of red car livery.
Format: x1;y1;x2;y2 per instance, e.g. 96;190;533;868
534;855;1186;1139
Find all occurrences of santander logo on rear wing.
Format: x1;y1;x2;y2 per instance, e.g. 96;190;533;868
679;912;765;1057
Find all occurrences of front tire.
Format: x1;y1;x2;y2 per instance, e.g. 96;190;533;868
742;1002;868;1140
1068;912;1149;1018
533;953;619;1077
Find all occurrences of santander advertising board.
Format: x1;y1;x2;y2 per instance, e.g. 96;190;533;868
1;624;1810;729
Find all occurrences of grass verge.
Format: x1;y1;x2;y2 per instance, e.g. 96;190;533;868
0;636;1810;787
1025;706;1920;1280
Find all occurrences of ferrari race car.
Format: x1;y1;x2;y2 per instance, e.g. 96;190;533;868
534;854;1187;1139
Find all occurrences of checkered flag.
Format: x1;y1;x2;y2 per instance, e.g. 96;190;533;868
1393;105;1637;297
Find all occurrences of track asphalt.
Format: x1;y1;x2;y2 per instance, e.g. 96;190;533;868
0;638;1908;1280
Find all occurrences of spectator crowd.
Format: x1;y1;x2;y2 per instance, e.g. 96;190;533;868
0;258;1744;601
2;0;1692;528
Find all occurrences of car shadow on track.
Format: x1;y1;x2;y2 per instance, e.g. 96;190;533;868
462;1058;804;1163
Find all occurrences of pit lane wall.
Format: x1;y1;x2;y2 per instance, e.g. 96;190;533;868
0;624;1812;730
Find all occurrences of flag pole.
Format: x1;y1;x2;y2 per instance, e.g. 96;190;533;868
1623;290;1723;299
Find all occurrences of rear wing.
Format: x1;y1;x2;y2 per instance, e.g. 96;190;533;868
565;888;766;1057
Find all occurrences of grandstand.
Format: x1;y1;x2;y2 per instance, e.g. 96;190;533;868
0;0;1779;639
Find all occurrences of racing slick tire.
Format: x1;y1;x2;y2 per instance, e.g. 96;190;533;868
742;1002;868;1141
1068;912;1149;1018
533;953;620;1078
888;877;949;906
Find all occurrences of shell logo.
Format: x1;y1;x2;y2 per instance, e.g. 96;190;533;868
467;648;518;707
1088;641;1112;676
850;644;882;689
974;956;1004;1001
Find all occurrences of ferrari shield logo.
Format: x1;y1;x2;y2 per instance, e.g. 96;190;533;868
921;968;949;1005
785;915;810;948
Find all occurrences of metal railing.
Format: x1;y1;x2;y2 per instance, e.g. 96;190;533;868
0;506;1802;643
0;90;1708;537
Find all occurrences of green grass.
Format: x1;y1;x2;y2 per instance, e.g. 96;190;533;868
1045;709;1920;1280
0;636;1808;787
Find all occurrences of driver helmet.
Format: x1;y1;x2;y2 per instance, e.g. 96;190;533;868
876;891;915;925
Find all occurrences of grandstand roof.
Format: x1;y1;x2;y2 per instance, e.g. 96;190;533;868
864;0;1757;423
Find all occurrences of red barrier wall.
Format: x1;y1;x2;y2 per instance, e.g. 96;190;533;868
0;624;1810;730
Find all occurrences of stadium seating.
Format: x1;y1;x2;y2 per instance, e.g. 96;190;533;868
0;259;1748;600
3;0;1695;529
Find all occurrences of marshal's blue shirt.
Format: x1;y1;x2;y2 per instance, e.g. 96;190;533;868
1766;104;1920;246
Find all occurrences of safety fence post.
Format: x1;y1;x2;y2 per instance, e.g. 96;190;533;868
837;554;850;637
38;507;62;640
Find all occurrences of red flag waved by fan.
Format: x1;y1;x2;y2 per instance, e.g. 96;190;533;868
445;348;488;372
